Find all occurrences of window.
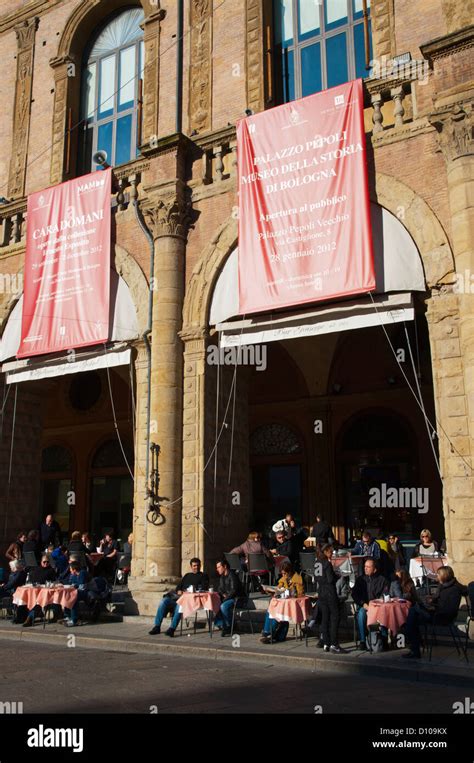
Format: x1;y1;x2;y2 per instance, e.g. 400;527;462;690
274;0;372;103
80;7;145;172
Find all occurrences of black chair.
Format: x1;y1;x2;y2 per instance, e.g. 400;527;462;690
113;553;131;588
248;553;274;591
24;551;38;570
299;552;316;592
224;553;249;592
230;595;255;637
423;614;469;663
465;584;474;655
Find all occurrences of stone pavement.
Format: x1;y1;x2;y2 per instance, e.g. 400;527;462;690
0;615;471;688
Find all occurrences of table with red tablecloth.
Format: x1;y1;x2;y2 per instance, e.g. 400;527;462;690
267;596;311;625
176;591;221;618
367;598;411;633
13;585;78;610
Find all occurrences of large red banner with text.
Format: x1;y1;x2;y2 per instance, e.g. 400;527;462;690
18;169;111;358
237;80;375;314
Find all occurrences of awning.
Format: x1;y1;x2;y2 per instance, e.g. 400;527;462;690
3;345;131;385
218;292;414;347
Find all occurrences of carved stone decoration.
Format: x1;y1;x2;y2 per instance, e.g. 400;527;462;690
142;7;166;147
245;0;264;113
189;0;213;134
143;183;193;240
49;55;76;186
441;0;474;35
430;103;474;163
8;17;39;199
371;0;396;60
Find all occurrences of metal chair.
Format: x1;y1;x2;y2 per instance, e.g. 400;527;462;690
299;552;316;592
113;553;131;588
230;595;255;637
248;553;274;591
423;615;469;663
24;551;38;570
224;553;249;592
465;585;474;655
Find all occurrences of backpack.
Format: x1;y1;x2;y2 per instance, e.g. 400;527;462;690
366;624;384;653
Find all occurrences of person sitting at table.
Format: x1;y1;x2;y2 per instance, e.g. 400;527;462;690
350;530;381;560
23;530;42;565
22;555;59;627
148;558;209;637
81;533;96;555
229;531;273;568
411;529;439;558
403;565;467;659
123;533;133;556
96;532;119;579
68;531;91;567
352;558;389;650
260;561;304;644
270;530;300;567
5;531;27;563
389;568;418;604
272;513;296;536
310;514;336;547
387;533;407;570
0;560;27;596
62;561;89;628
50;544;69;575
214;559;244;637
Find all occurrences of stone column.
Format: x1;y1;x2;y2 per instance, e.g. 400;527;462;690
430;103;474;581
129;341;150;583
132;184;190;608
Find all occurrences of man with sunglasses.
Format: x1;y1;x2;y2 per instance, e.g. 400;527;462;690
21;555;59;627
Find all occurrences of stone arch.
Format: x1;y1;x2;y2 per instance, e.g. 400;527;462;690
183;176;455;333
372;173;455;288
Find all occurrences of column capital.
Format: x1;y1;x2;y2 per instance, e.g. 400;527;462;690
142;183;193;240
429;101;474;163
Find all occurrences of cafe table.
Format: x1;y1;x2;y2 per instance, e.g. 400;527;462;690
409;556;447;586
13;584;78;611
176;591;221;637
367;598;411;635
267;595;311;645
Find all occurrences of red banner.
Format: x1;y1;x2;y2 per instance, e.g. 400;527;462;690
237;80;375;314
18;169;111;358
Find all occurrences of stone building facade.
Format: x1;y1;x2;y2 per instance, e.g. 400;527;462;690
0;0;473;614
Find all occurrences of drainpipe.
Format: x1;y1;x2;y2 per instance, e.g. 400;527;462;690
176;0;184;134
133;197;154;570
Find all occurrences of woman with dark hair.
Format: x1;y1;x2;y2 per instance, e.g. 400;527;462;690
5;532;27;563
260;561;304;644
316;543;348;654
389;568;418;603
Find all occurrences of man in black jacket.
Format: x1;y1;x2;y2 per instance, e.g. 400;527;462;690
38;514;62;550
214;559;243;636
403;565;467;659
352;558;389;650
310;515;335;547
149;558;209;637
0;560;27;596
22;555;59;627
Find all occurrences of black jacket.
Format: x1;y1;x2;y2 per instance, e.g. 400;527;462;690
38;521;62;548
218;570;242;600
177;572;210;592
310;521;335;545
352;573;389;607
316;558;338;600
23;540;41;563
28;565;57;585
431;578;467;625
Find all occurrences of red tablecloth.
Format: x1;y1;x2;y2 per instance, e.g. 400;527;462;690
13;585;78;610
330;555;364;569
176;592;221;618
89;553;103;566
268;596;310;624
367;599;411;632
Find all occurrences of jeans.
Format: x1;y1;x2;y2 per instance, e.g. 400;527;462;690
214;598;235;629
357;606;388;642
27;604;61;621
63;590;87;624
154;597;182;631
319;596;340;646
262;611;289;642
404;603;433;655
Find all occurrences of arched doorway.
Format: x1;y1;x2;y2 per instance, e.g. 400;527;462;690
89;438;134;544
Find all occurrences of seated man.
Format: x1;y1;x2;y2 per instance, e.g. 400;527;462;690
214;559;244;637
260;561;304;644
350;530;381;560
22;555;58;627
270;530;299;567
51;544;69;575
352;558;389;650
62;561;89;628
149;558;209;637
0;559;27;596
97;532;119;579
403;565;467;659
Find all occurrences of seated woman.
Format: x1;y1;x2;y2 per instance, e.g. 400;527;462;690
81;533;96;555
389;568;418;604
260;561;304;644
412;529;439;557
67;531;91;567
0;560;27;597
62;561;89;628
229;531;273;569
403;565;467;659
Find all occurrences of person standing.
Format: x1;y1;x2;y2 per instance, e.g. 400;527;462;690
310;515;335;547
315;544;348;654
38;514;62;549
5;532;27;563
